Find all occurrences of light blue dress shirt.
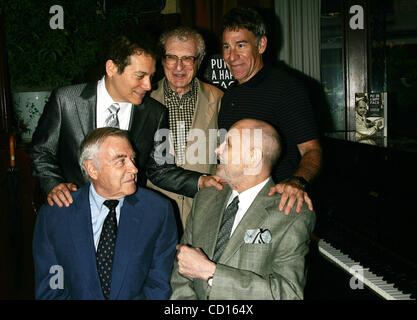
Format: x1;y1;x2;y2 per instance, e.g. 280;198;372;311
89;184;124;251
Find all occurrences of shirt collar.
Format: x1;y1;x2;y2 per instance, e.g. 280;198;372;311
230;177;271;208
163;77;199;101
98;76;131;109
89;183;125;212
230;66;268;89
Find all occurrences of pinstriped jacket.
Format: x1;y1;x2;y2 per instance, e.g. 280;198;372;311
30;81;202;200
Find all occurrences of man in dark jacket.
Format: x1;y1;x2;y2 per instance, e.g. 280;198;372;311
31;32;222;207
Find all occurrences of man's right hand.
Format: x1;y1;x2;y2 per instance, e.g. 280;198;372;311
47;183;78;207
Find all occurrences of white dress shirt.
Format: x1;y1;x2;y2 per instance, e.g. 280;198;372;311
96;76;132;130
227;177;271;236
89;184;125;251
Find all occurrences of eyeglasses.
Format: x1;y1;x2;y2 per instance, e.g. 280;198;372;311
164;54;198;66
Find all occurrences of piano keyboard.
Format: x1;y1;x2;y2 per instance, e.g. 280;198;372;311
318;239;415;300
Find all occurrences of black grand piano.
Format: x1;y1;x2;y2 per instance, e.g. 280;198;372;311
304;134;417;300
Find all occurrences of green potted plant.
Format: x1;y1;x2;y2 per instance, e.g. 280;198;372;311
2;0;104;142
3;0;158;142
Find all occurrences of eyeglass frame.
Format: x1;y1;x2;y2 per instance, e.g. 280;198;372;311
163;54;200;66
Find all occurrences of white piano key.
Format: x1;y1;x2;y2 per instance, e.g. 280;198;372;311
390;292;412;299
317;239;416;300
378;283;396;288
395;294;413;300
345;261;360;267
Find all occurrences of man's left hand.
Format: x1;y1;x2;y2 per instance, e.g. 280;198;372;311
198;175;224;191
268;180;313;215
176;245;216;280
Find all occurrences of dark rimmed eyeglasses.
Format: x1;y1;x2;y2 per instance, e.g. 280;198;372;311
164;54;198;66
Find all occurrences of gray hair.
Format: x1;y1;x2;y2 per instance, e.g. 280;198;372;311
78;127;131;181
159;26;206;59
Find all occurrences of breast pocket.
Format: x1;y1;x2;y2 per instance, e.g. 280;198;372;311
237;243;272;274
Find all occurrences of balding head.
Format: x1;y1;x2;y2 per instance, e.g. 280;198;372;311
216;119;281;191
231;119;281;171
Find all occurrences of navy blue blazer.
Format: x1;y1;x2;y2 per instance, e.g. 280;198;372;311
33;184;178;300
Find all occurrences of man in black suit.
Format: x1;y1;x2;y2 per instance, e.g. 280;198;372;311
30;32;222;207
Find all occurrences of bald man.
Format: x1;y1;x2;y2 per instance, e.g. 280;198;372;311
170;119;316;300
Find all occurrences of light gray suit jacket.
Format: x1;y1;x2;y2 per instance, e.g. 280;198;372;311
170;179;316;300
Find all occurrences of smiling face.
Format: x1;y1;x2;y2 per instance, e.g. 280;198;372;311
105;52;155;105
87;136;138;199
356;99;368;116
222;28;266;84
162;37;200;97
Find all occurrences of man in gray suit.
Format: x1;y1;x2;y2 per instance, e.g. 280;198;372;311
30;31;222;208
170;119;316;300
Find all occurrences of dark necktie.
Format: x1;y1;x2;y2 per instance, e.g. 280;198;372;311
213;196;239;263
96;199;119;299
105;103;120;128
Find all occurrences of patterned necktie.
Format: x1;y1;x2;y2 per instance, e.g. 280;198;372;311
96;199;119;299
105;103;120;128
213;196;239;263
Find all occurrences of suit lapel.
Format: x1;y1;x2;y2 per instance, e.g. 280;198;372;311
69;184;102;298
186;80;217;150
192;81;216;130
70;185;146;299
150;80;165;104
128;102;149;143
218;180;275;264
109;193;144;299
201;186;233;260
75;82;97;136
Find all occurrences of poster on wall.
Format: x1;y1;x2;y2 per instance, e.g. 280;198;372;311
202;54;235;90
355;92;387;146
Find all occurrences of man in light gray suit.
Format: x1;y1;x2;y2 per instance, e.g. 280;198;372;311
170;119;316;300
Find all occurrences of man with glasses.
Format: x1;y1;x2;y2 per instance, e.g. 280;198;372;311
31;30;222;209
150;27;223;229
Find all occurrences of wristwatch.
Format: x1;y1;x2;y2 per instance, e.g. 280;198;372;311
207;275;214;287
290;176;309;191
